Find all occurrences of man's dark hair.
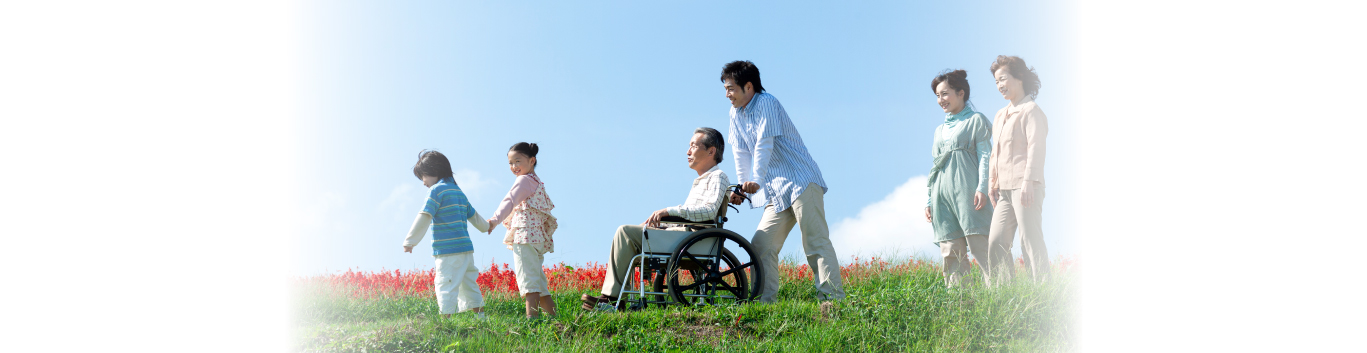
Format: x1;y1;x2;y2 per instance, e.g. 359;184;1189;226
694;127;725;164
413;150;454;181
720;60;765;93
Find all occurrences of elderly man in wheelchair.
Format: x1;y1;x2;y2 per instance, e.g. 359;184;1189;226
581;127;762;312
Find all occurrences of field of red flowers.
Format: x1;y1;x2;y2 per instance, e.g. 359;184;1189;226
295;256;1077;300
296;261;608;299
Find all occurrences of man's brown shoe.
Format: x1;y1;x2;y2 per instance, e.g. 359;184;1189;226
580;294;616;311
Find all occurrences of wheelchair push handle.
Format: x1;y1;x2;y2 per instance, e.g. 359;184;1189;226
728;184;753;211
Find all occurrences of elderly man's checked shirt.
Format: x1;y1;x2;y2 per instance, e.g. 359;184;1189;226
665;165;730;221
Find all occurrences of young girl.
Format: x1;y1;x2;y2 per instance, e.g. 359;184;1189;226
486;142;558;319
402;150;491;319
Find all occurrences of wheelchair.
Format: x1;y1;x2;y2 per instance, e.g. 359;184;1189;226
614;184;763;310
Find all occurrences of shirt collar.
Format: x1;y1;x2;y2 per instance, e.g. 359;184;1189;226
695;164;721;181
944;105;976;125
1007;97;1035;113
736;92;764;116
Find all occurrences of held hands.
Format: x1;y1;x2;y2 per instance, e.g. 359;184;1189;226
486;218;497;234
403;245;413;253
642;209;669;229
973;191;986;210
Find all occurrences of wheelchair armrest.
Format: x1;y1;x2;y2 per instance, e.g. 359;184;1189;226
657;216;718;227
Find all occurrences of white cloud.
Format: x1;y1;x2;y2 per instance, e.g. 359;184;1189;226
378;182;426;222
829;175;938;260
453;168;498;205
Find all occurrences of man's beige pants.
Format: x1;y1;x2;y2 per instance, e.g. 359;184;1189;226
600;224;646;298
986;187;1050;284
752;183;845;303
939;234;988;288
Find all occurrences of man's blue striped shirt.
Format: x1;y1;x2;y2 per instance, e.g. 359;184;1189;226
728;92;828;213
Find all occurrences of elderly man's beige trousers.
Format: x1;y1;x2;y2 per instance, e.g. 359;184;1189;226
600;225;646;298
752;183;845;303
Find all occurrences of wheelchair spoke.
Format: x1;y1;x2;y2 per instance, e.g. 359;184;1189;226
681;252;723;278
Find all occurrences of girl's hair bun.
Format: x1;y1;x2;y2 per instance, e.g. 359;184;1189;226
930;69;972;103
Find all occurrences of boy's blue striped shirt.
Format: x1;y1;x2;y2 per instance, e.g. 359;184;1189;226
421;178;474;256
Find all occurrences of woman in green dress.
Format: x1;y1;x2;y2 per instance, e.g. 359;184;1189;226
923;69;993;287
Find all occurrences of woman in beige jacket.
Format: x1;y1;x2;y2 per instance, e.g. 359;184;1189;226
985;55;1050;283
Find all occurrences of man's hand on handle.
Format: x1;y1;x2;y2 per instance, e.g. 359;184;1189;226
731;181;760;205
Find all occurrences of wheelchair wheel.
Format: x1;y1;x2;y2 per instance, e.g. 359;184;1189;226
665;228;762;305
652;248;740;308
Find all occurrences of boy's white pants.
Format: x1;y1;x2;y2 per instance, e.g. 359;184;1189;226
510;244;548;296
434;252;483;314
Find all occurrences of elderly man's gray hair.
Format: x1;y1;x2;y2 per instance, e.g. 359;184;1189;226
694;127;725;164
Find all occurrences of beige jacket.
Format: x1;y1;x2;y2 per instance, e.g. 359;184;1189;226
989;98;1048;190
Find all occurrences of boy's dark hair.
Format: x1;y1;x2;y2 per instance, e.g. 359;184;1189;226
931;69;971;103
990;55;1042;99
413;150;454;181
694;127;725;164
720;60;765;93
509;142;540;167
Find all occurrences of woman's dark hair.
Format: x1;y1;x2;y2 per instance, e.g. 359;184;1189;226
720;60;765;93
931;69;971;103
989;55;1041;99
693;127;726;164
508;142;540;166
413;150;454;181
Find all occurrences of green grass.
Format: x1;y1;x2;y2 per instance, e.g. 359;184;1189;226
293;260;1075;352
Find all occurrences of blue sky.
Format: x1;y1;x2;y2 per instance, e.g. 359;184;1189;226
291;0;1076;275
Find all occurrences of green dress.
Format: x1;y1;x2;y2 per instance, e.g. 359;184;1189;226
928;108;994;243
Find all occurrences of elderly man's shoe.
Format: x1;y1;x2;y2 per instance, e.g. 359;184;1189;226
580;294;617;311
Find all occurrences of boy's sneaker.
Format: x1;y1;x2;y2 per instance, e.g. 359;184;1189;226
475;312;487;320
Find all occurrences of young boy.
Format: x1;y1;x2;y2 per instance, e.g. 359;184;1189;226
403;150;491;319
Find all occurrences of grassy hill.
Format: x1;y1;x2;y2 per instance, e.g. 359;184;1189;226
293;257;1075;352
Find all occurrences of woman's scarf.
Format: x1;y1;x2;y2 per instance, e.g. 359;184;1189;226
928;105;977;186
